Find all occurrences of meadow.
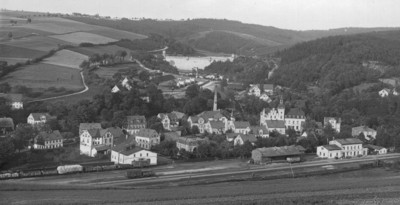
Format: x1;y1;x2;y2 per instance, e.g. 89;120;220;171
68;45;131;57
50;32;117;45
94;63;140;79
0;44;46;59
1;36;69;52
42;49;88;69
2;63;83;91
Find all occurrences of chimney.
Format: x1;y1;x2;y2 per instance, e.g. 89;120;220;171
213;85;218;111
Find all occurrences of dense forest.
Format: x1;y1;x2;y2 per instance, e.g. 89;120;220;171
204;56;272;84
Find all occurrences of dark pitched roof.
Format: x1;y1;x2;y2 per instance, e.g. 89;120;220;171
265;120;286;129
250;126;269;134
36;130;63;141
30;113;54;121
112;137;144;155
285;108;305;118
79;123;102;132
253;145;303;157
322;144;342;151
226;133;240;139
93;145;110;151
234;121;250;129
324;117;341;124
177;136;203;146
240;134;257;143
126;115;146;124
198;110;228;120
136;128;158;138
0;117;14;129
0;93;23;102
164;131;181;141
107;127;125;138
188;116;200;123
334;138;363;145
171;111;185;119
210;121;225;130
364;144;386;150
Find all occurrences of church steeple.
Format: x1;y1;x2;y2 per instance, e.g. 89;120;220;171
213;85;218;111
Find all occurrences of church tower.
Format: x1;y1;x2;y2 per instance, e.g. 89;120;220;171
277;96;285;120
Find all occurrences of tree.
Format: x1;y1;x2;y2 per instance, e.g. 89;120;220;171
8;32;13;39
121;50;127;61
185;84;200;99
13;126;37;151
27;18;32;23
0;137;15;161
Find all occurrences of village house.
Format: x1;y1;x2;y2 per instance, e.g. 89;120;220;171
248;84;274;97
111;137;157;165
379;88;391;97
324;117;341;133
233;134;257;146
352;126;377;140
317;138;367;159
80;125;125;157
252;145;304;164
79;123;102;135
226;133;239;142
0;93;23;109
284;108;306;132
259;93;272;103
250;126;269;138
264;120;286;135
0;117;14;136
157;113;179;131
124;115;146;135
176;136;205;152
27;113;55;126
134;128;160;150
364;144;387;155
187;110;229;134
111;85;121;93
33;130;63;149
260;99;285;123
121;77;132;90
229;121;251;134
209;121;225;134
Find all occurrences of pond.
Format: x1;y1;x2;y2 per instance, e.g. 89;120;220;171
165;55;234;71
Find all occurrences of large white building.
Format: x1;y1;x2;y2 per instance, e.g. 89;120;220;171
134;128;160;150
80;125;125;157
111;137;157;165
284;108;306;132
187;110;230;134
317;138;367;159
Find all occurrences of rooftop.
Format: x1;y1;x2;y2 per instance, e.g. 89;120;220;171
234;121;251;129
79;123;102;132
334;138;363;145
36;130;63;141
0;117;14;129
30;113;54;121
253;145;304;158
240;134;257;143
285;108;305;117
352;126;376;133
210;121;225;129
322;144;342;151
126;115;146;124
136;128;158;138
0;93;23;102
265;120;286;129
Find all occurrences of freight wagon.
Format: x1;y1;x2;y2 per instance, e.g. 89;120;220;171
126;169;155;179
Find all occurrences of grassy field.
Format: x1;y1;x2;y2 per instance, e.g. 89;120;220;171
50;32;117;45
2;168;400;204
0;44;46;59
94;63;140;79
1;36;69;52
87;28;146;41
68;45;131;57
45;84;106;105
1;63;83;90
42;49;88;69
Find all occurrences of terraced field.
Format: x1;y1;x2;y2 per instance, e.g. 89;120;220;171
1;35;69;52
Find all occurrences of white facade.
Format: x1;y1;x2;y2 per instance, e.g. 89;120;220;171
324;117;341;133
111;85;120;93
33;139;63;149
111;149;157;165
379;89;390;97
316;146;341;159
248;85;261;97
285;118;305;132
317;138;368;159
11;102;23;110
79;129;114;157
259;93;272;103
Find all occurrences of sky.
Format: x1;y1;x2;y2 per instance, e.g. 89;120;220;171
1;0;400;30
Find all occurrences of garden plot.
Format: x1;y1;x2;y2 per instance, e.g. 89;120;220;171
1;36;70;52
42;49;88;69
2;63;83;90
50;32;117;45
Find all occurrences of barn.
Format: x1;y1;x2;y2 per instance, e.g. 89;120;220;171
252;145;305;164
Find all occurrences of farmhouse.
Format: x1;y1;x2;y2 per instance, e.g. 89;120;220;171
379;88;390;97
176;136;205;152
80;126;125;157
252;145;304;164
352;126;377;140
264;120;286;135
284;108;306;132
0;117;14;136
157;113;179;131
134;128;160;150
364;144;387;155
229;121;251;134
250;126;269;138
324;117;341;133
33;130;63;149
209;121;225;134
248;84;274;97
259;93;272;103
27;113;55;126
124;115;146;134
317;138;368;159
111;137;157;165
79;123;102;135
0;93;23;109
233;134;257;146
111;85;121;93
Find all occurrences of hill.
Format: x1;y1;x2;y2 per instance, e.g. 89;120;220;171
269;30;400;94
66;16;398;55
